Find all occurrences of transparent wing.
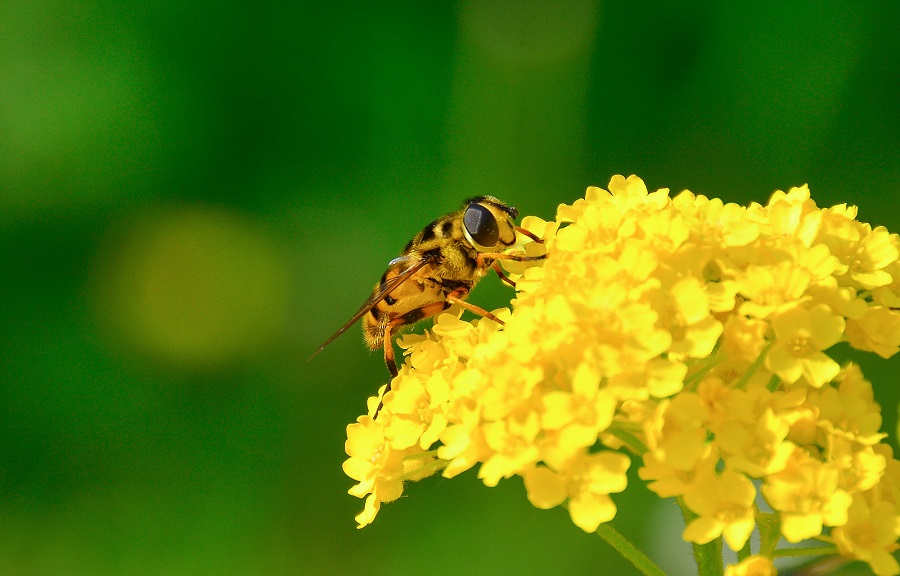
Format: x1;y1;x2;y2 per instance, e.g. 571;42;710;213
308;254;434;359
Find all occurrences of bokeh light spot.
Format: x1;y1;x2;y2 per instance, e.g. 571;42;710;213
94;206;291;371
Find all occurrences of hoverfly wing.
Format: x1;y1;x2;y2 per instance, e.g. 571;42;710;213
308;254;435;360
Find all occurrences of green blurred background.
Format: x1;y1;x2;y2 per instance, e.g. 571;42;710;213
2;1;898;574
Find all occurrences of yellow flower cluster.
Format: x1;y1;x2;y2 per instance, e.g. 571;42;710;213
343;175;900;574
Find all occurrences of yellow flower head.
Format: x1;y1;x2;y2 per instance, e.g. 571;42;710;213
341;174;900;570
524;451;630;533
832;494;900;576
761;449;853;542
724;555;777;576
683;468;757;551
766;303;845;387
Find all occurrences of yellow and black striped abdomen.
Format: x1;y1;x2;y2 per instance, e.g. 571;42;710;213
361;260;447;349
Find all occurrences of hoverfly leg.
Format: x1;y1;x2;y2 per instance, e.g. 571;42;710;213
475;252;546;268
384;329;400;379
446;291;505;326
374;300;449;419
515;226;544;243
374;326;400;419
491;262;517;288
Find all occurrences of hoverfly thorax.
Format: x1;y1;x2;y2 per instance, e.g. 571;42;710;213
461;196;520;253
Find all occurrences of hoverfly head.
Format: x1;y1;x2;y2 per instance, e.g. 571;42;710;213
462;196;519;252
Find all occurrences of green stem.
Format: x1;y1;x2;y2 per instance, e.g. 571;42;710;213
756;511;781;557
608;426;648;456
684;350;724;392
677;497;724;576
774;554;848;574
594;522;667;576
772;545;837;558
735;538;752;563
734;340;772;390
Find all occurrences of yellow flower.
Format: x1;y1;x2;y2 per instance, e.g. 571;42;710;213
437;420;491;478
651;276;723;359
382;374;448;450
832;494;900;576
765;303;845;388
724;555;777;576
847;226;899;289
342;417;409;528
765;185;822;246
523;451;630;533
845;306;900;359
711;386;798;478
761;449;853;542
812;363;885;446
639;447;716;499
478;408;542;487
638;391;717;499
642;394;711;481
874;445;900;508
676;194;760;248
873;235;900;308
683;469;757;551
828;436;886;493
736;261;810;320
539;362;617;461
720;315;769;365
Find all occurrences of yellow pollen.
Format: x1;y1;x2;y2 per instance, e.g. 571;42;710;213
787;337;811;356
417;399;430;421
571;399;592;422
669;318;687;342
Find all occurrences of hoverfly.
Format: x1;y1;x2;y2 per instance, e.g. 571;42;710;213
310;196;545;416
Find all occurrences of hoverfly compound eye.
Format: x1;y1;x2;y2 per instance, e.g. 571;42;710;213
464;203;500;247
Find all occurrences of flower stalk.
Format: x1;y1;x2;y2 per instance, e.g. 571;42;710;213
594;522;667;576
679;497;725;576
